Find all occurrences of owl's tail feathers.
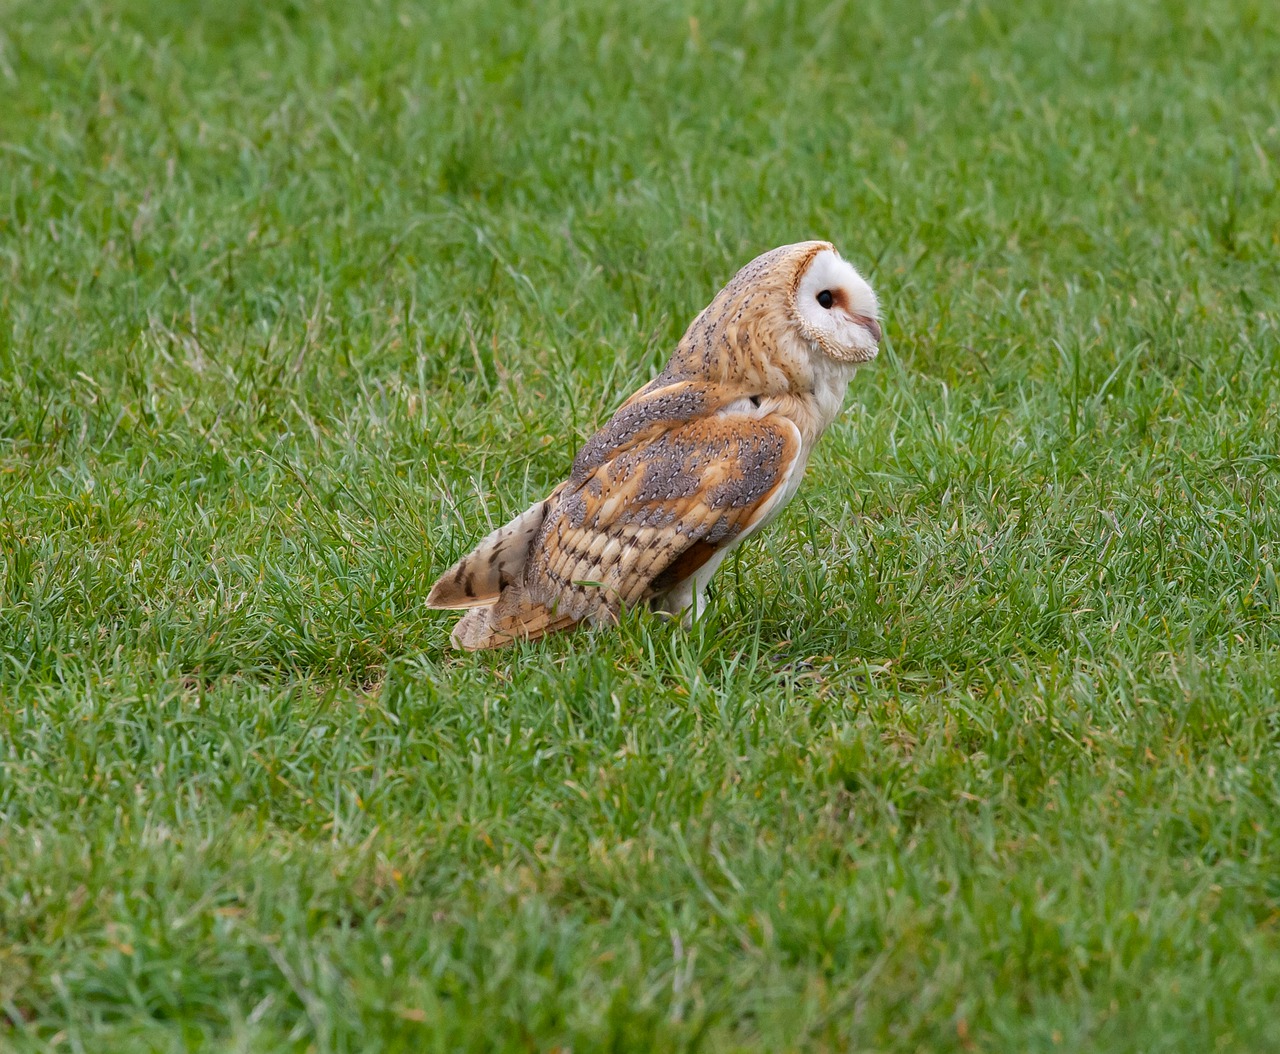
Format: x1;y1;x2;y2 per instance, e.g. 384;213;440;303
450;592;580;651
427;492;559;610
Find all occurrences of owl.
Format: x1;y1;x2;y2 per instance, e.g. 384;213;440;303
427;240;882;651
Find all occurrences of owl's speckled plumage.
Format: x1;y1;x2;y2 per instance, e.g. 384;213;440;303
427;240;881;650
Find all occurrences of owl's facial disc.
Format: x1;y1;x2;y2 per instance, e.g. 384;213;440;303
795;249;881;362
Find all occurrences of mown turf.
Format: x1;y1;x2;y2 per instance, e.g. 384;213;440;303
2;0;1279;1050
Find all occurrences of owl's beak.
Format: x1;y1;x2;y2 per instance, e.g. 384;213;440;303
855;315;883;343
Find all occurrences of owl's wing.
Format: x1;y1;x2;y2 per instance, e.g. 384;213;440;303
524;410;803;621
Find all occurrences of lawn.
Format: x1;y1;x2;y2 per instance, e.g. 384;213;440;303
2;0;1279;1049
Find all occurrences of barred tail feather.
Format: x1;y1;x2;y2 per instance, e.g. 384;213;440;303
427;491;559;610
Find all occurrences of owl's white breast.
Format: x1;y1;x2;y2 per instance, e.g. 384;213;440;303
807;353;859;438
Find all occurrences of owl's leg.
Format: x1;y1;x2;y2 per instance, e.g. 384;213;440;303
680;587;708;629
650;546;732;626
650;580;695;619
649;578;709;629
685;571;723;627
682;548;734;625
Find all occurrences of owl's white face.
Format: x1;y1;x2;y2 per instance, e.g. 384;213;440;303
794;249;882;363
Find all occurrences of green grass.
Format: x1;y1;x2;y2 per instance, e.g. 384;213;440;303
2;0;1279;1049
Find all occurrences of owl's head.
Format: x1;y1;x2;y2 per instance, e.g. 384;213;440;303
665;240;882;388
787;243;881;364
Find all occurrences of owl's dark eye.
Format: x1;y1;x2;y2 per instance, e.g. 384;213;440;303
817;289;835;309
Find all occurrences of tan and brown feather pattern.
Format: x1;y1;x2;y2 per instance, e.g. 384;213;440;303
529;412;801;611
428;240;882;651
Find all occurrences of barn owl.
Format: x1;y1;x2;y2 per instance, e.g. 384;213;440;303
427;240;881;651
